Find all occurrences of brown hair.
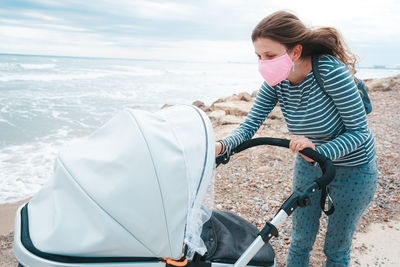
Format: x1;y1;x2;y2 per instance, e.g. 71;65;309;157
252;10;358;74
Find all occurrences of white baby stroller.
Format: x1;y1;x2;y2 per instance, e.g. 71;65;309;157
13;105;335;267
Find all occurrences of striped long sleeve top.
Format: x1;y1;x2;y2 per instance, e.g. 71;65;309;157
222;54;376;166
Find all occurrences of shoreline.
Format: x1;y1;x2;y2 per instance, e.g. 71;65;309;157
1;74;399;266
0;199;29;236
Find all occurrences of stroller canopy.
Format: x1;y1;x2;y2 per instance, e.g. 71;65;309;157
27;105;215;259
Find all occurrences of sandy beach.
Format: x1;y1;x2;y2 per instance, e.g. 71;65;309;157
1;75;399;266
0;199;28;266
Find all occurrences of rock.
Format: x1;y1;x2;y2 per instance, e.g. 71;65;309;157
364;75;400;92
192;100;205;108
220;115;243;125
261;203;269;211
256;166;269;174
160;103;173;109
212;98;225;104
267;107;284;120
207;110;226;121
253;197;262;202
223;92;251;102
235;155;250;161
211;92;252;105
366;79;391;91
237;92;252;102
192;100;211;112
211;101;253;116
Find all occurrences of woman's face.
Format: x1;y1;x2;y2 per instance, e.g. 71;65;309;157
253;37;288;60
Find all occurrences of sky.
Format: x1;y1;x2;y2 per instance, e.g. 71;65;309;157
1;0;399;67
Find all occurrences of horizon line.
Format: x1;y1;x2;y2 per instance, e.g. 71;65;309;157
1;53;399;69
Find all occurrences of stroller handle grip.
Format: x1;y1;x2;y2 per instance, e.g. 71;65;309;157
216;137;335;189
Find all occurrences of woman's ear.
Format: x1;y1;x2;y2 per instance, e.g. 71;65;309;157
290;44;303;62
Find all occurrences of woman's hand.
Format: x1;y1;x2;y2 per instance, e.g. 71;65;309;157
289;136;315;162
215;141;225;156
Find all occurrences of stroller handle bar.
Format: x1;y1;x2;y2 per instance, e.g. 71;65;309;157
215;137;336;267
215;137;335;189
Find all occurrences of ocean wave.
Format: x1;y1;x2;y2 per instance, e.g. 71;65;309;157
0;118;17;127
111;65;165;76
111;65;208;76
0;63;23;71
0;66;165;82
20;63;56;70
0;137;78;204
0;72;109;82
0;63;56;71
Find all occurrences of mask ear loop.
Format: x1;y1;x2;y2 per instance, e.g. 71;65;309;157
286;47;295;73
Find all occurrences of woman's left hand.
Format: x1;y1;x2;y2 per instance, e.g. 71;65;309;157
289;136;316;162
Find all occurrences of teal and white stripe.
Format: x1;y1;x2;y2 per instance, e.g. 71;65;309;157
222;54;375;166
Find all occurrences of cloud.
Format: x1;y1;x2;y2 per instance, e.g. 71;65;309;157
22;10;60;21
0;0;399;66
121;1;200;21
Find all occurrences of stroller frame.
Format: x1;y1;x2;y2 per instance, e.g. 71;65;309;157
215;137;335;267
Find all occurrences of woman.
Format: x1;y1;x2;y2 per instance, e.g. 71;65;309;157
215;11;377;267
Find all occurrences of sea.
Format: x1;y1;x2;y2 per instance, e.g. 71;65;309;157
1;53;400;204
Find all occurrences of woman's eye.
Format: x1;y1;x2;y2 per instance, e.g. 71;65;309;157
256;54;275;60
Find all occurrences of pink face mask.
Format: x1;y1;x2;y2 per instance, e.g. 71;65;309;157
258;53;293;86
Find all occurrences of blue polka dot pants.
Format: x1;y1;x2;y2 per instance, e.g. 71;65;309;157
286;155;377;267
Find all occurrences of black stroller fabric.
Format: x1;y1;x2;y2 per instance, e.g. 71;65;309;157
200;211;275;266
